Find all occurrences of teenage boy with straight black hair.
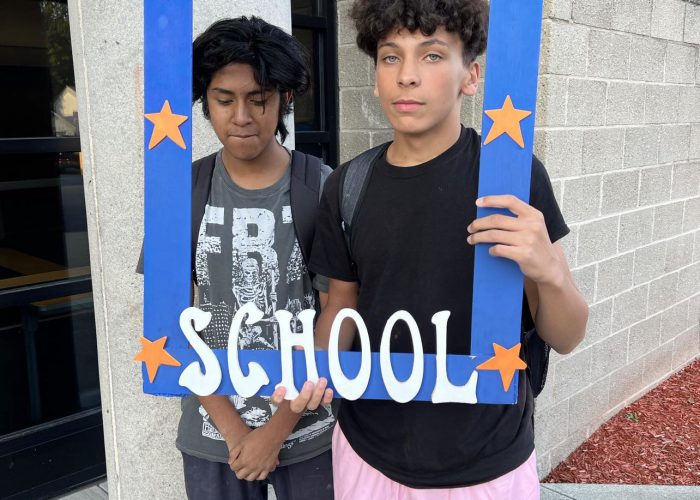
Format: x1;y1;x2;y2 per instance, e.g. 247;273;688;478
275;0;589;498
143;16;336;500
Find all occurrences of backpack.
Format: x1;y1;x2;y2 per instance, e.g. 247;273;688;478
137;150;329;282
191;150;328;284
337;142;551;398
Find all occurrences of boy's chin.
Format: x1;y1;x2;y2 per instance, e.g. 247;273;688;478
223;136;275;162
390;120;440;137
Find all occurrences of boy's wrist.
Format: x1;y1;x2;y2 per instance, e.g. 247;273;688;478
537;262;567;291
255;420;290;448
223;425;251;451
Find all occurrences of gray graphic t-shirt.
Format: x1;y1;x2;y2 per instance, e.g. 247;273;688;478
176;151;335;465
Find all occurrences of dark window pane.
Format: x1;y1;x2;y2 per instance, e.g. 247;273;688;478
0;152;89;281
0;151;97;435
291;0;314;15
292;0;325;16
0;0;78;138
292;28;319;131
0;295;99;436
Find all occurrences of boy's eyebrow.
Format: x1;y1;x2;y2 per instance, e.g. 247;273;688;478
377;41;399;50
377;38;450;50
419;38;449;48
209;87;266;97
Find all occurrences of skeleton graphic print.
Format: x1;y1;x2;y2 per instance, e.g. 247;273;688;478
181;156;334;462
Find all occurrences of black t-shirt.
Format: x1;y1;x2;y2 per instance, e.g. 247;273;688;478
309;127;569;488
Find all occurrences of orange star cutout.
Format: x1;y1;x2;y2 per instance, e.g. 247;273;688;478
133;336;181;383
144;100;188;150
476;342;527;392
483;95;532;148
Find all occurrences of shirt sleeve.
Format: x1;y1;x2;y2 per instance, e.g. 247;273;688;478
530;156;570;244
309;164;359;282
312;273;329;293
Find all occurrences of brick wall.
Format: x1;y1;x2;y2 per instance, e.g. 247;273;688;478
335;0;700;477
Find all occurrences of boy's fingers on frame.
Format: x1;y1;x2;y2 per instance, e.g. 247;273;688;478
290;399;308;413
323;388;334;405
288;381;314;413
308;378;328;410
250;378;329;415
270;386;287;406
468;213;519;233
488;244;522;261
468;229;519;246
476;194;531;215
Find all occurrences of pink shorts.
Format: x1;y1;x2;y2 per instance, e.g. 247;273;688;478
332;424;540;500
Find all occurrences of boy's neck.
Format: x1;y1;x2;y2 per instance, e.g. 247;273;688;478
221;140;291;190
387;119;463;167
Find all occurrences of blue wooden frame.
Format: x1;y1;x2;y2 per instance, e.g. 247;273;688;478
141;0;543;403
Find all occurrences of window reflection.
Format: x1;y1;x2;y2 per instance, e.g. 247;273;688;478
0;0;78;138
292;27;319;131
292;0;315;15
0;151;97;436
0;152;89;284
0;295;100;435
0;2;103;491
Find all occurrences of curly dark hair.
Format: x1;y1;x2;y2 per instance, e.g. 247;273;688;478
192;17;310;143
349;0;489;64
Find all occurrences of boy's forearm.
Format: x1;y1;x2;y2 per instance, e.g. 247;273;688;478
198;395;250;450
315;304;356;351
260;400;303;443
534;266;589;354
314;279;359;350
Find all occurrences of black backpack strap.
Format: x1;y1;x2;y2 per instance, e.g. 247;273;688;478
290;150;324;268
191;152;217;283
339;142;391;252
521;292;550;398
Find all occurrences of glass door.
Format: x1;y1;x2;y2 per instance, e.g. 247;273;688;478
0;1;105;498
292;0;339;167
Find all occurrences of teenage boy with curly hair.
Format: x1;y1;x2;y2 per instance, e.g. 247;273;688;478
275;0;588;498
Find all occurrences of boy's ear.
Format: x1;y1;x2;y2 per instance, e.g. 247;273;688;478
460;61;481;97
285;91;293;105
373;83;379;97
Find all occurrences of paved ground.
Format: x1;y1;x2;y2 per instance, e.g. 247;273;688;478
59;482;700;499
54;481;278;499
55;481;107;499
541;483;700;499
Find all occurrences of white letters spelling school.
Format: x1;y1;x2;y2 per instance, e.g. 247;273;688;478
178;303;479;404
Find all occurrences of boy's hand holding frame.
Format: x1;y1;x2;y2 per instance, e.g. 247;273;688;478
468;195;562;286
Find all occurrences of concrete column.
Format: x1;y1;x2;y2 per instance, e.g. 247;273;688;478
68;2;291;498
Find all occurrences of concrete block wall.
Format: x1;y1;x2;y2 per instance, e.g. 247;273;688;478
336;0;700;478
532;0;700;477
